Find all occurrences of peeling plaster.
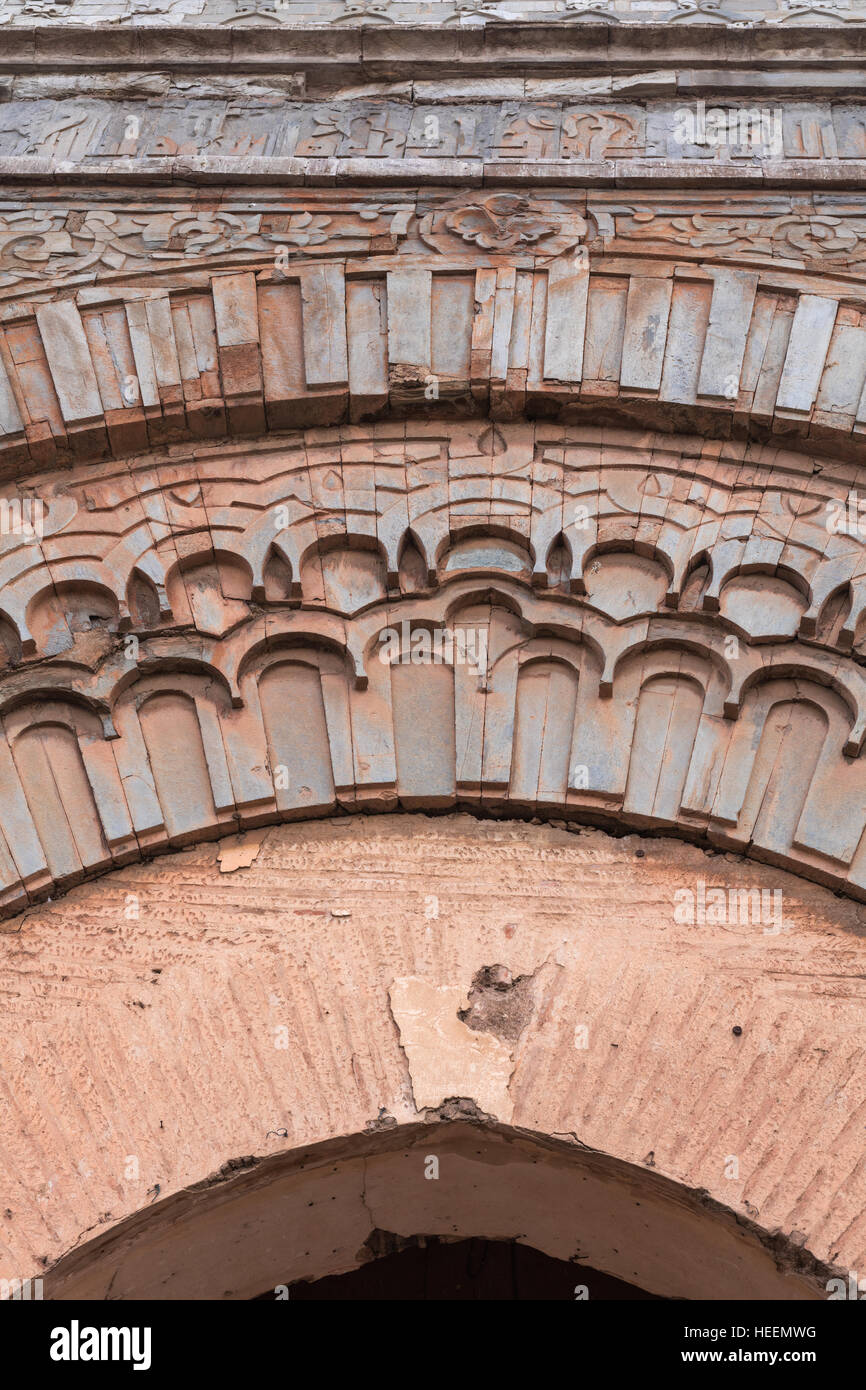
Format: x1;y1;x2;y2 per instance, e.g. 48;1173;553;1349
218;830;267;873
388;976;518;1121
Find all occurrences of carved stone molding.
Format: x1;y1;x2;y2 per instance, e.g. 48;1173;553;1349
5;94;866;167
0;422;866;916
0;244;865;466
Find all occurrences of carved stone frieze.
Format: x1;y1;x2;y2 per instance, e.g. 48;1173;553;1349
2;421;866;923
597;197;866;266
418;194;587;254
5;95;866;166
0;202;410;289
3;191;866;298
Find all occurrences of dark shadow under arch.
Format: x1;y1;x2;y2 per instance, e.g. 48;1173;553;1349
265;1235;662;1301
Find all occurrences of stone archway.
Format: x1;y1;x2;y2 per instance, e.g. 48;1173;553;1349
45;1120;826;1302
2;815;863;1300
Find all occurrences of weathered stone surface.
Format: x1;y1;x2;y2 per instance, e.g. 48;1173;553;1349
0;236;862;463
0;424;862;913
7;94;866;171
0;0;861;27
1;816;864;1299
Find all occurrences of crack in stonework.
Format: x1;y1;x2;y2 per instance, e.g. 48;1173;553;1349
188;1155;260;1192
385;985;418;1112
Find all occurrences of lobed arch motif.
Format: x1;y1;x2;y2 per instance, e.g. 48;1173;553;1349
6;426;866;642
0;420;865;913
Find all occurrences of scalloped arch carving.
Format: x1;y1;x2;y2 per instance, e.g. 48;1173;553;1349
0;421;864;913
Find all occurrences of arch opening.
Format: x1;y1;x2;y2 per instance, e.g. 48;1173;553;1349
45;1122;826;1303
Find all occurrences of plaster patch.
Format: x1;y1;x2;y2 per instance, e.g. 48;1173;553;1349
218;831;267;873
388;975;516;1121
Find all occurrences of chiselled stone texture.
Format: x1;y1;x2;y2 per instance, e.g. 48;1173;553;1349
0;424;866;914
1;817;865;1297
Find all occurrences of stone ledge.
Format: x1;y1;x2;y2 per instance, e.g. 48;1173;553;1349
2;157;865;188
3;22;866;74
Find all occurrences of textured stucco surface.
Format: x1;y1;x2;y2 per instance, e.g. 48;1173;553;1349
1;814;864;1297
